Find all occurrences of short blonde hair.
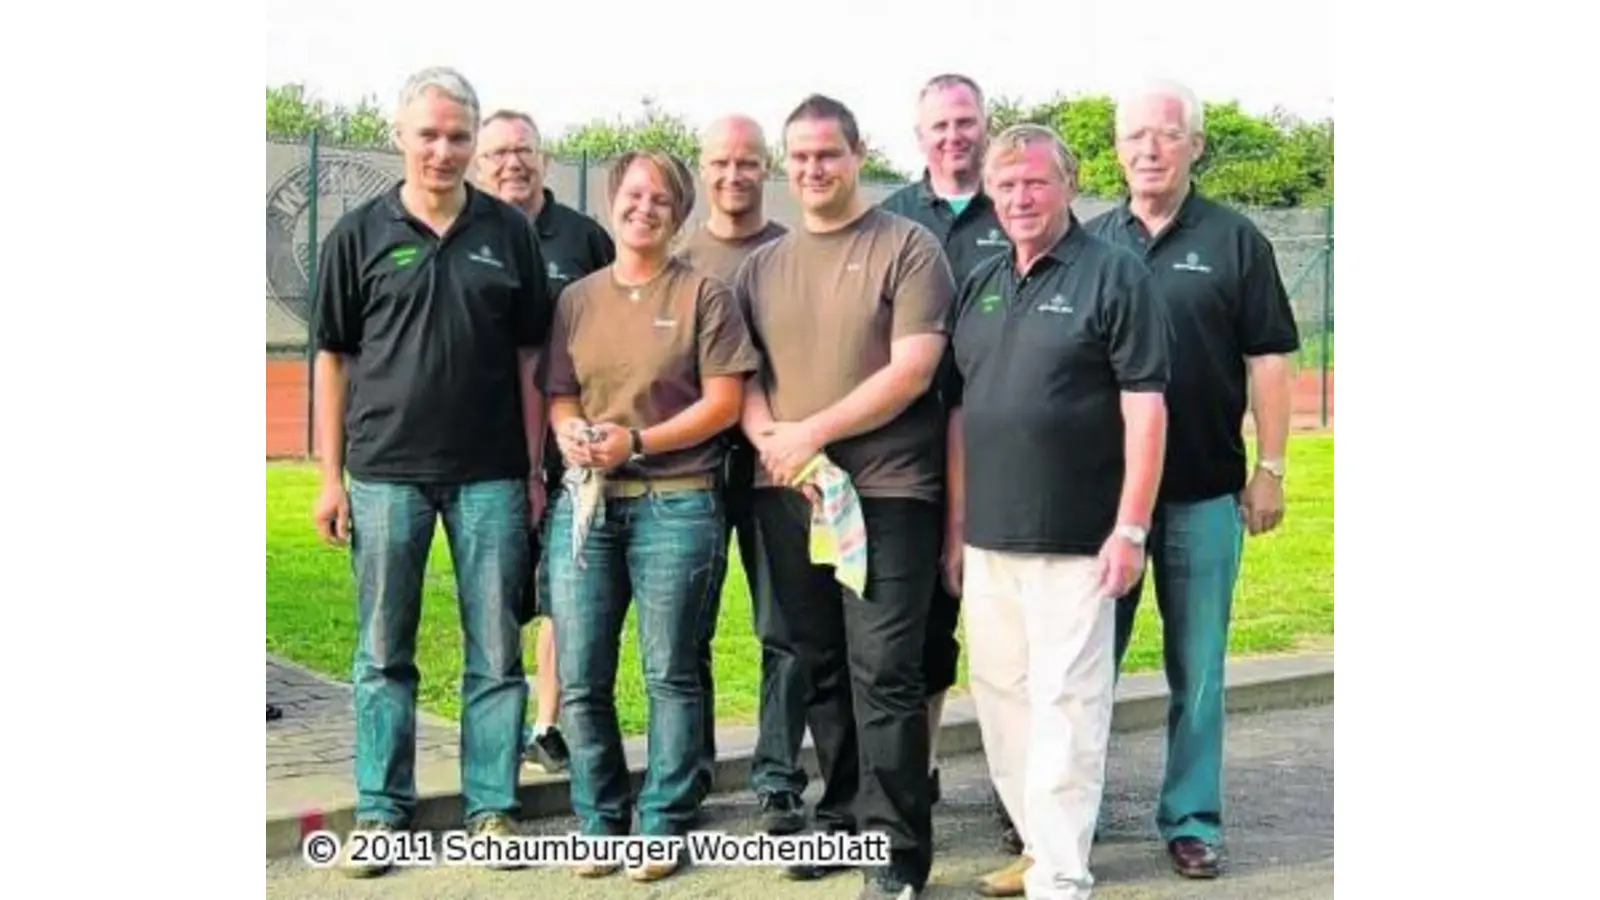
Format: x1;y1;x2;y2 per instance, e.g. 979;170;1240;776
606;150;696;231
984;124;1079;189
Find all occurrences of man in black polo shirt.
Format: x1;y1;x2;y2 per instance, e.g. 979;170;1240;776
1085;79;1301;881
476;108;615;776
943;124;1169;900
310;67;554;877
878;73;1010;819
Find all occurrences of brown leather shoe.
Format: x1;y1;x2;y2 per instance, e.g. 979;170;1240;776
1167;837;1221;878
976;855;1032;897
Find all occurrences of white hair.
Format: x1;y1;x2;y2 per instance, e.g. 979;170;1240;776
396;66;481;128
1115;78;1205;135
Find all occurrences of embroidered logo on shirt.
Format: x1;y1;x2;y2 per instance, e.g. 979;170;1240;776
1035;294;1075;314
1172;251;1212;274
652;318;677;328
389;245;420;268
468;244;505;269
547;261;570;282
975;228;1010;248
977;294;1003;315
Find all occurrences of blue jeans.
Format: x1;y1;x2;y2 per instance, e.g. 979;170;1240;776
547;485;725;837
347;478;530;827
1113;493;1245;845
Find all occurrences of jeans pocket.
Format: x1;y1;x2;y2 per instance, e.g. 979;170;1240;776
650;488;718;522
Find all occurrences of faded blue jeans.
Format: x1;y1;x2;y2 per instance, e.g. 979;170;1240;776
547;483;724;837
1112;492;1245;846
348;478;530;827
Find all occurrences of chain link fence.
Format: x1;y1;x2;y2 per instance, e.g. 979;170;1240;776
266;137;1332;457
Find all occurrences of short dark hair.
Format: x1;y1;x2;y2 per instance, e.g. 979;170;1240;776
480;109;542;146
919;73;985;110
783;94;863;152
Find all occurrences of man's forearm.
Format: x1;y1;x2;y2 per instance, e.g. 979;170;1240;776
1247;354;1293;462
945;406;966;538
314;351;349;486
642;379;743;455
1116;392;1167;528
519;349;546;472
805;357;938;446
740;374;776;443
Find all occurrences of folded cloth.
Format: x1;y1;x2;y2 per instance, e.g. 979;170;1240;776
563;466;607;568
792;454;868;597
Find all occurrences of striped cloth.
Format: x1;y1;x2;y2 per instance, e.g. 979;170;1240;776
792;454;868;597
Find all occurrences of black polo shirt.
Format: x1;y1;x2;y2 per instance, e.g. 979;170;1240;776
1085;189;1301;503
313;181;555;483
943;217;1171;556
530;188;615;297
879;170;1011;286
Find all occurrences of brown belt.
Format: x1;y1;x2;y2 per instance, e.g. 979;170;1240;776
601;473;717;499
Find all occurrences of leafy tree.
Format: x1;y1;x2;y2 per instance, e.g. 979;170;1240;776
266;84;389;148
544;97;701;163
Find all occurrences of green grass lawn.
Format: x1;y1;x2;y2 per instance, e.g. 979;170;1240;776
266;433;1333;731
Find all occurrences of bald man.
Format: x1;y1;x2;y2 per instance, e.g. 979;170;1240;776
675;115;800;833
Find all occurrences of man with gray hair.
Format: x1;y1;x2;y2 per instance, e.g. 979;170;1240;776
1086;78;1300;881
476;107;615;776
310;66;555;877
942;123;1170;898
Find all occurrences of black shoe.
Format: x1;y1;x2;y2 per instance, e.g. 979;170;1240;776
782;860;852;881
758;791;806;835
929;768;941;806
859;866;920;899
267;703;283;721
524;726;570;772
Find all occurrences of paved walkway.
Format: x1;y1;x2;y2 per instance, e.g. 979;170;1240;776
267;656;460;793
266;703;1335;899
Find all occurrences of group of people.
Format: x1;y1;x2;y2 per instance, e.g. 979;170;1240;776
305;64;1300;900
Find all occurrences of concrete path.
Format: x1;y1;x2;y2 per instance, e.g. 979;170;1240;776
266;703;1334;898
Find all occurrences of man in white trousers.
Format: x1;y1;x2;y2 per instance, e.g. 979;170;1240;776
939;123;1170;899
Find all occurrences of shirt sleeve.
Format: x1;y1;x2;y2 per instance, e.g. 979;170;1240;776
311;220;363;354
889;225;957;341
696;277;762;378
512;217;556;349
1098;260;1171;393
542;292;579;397
1236;230;1302;356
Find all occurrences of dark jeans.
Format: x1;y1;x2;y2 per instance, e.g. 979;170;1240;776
749;489;939;885
708;436;810;801
547;483;725;837
1112;493;1245;846
347;478;530;827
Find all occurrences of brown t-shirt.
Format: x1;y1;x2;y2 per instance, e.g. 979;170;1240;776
734;207;956;501
544;257;761;479
676;220;789;284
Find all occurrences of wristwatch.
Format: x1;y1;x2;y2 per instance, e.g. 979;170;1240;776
627;428;646;462
1257;457;1286;479
1113;524;1148;547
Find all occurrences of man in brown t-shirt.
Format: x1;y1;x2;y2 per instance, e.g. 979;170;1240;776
734;95;954;898
673;114;803;833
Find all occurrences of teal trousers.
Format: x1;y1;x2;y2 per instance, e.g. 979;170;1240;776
1113;493;1244;846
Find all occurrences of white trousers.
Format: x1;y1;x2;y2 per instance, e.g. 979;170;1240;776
964;546;1117;900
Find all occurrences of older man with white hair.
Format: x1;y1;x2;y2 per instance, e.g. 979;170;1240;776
943;123;1170;899
1085;78;1301;881
310;66;555;877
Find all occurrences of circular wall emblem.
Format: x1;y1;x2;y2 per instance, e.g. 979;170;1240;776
265;152;395;324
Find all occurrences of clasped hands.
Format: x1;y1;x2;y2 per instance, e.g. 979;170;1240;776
751;419;825;492
555;419;633;472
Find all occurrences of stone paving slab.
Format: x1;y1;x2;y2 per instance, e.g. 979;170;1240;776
266;703;1336;899
266;650;1333;859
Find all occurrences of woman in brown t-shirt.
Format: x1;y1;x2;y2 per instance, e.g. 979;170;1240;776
541;150;760;880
